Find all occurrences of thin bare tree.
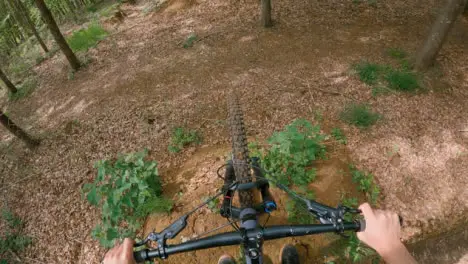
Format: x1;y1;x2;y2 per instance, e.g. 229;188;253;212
414;0;467;70
0;111;39;149
14;0;49;53
261;0;272;27
34;0;80;71
0;68;17;94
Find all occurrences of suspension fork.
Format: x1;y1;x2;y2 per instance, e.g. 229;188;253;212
251;157;276;213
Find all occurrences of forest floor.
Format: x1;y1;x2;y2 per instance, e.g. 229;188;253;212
0;0;467;263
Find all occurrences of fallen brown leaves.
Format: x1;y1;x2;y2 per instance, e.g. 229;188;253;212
0;0;467;263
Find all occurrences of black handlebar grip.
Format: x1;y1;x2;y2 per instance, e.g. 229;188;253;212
357;215;403;233
133;250;148;263
357;219;366;232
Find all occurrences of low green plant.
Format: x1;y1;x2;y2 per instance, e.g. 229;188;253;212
183;33;197;48
387;48;407;59
340;104;381;128
8;78;37;101
354;62;384;85
134;195;173;218
345;233;376;262
286;188;315;224
353;59;420;94
384;69;419;91
98;3;121;17
340;196;359;222
202;197;220;213
1;210;22;230
314;109;323;122
349;165;380;205
0;209;32;262
168;127;201;153
260;119;326;186
400;59;411;71
87;5;98;13
83;150;172;247
67;23;108;52
331;128;347;145
341;197;358;208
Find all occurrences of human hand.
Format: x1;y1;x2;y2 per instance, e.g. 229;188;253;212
102;238;136;264
357;203;403;257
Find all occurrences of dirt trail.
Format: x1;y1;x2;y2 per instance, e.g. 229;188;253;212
143;144;365;264
0;0;467;263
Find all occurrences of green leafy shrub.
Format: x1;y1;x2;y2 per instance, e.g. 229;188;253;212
331;128;347;145
261;119;326;186
349;165;380;205
340;103;381;128
68;23;108;52
168;127;201;153
249;119;326;223
83;150;172;247
384;70;419;91
0;209;32;262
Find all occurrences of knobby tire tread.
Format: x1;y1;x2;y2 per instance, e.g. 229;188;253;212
227;92;254;208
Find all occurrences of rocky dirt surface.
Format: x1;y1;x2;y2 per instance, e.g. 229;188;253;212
0;0;467;263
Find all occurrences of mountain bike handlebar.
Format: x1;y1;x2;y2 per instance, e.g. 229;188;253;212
133;221;365;262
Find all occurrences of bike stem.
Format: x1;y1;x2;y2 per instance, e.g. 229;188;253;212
240;208;263;264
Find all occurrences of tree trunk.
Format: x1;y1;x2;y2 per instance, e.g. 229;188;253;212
414;0;467;70
15;0;49;53
0;111;39;149
260;0;272;27
0;68;18;94
5;0;30;39
34;0;80;71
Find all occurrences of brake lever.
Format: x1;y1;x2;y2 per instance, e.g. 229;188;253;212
303;200;362;233
134;214;188;251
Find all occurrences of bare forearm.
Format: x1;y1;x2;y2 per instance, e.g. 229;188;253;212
379;242;417;264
